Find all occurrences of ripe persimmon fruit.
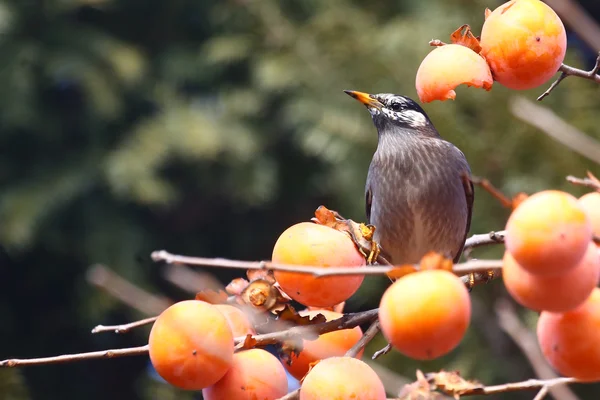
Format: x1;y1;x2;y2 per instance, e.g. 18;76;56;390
578;192;600;238
202;349;288;400
299;357;386;400
505;190;592;276
416;44;493;103
272;222;365;307
148;300;234;390
214;304;256;337
502;244;600;312
379;269;471;360
480;0;567;90
537;288;600;381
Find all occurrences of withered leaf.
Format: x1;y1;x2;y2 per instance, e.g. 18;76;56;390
419;252;453;272
449;24;482;54
195;289;229;304
226;278;249;296
239;333;257;349
247;269;276;284
428;370;484;398
276;304;328;326
397;370;444;400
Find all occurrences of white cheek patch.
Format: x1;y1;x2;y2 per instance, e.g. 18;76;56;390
368;107;381;116
400;110;427;127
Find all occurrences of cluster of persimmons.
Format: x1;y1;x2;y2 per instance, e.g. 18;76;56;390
416;0;567;102
146;188;600;400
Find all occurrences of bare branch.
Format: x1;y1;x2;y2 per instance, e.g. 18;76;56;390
234;309;378;350
463;377;578;396
510;96;600;165
91;317;157;334
372;343;392;360
463;230;506;252
152;250;503;278
533;385;550;400
537;53;600;100
345;319;380;358
567;175;600;191
495;298;581;400
0;345;149;368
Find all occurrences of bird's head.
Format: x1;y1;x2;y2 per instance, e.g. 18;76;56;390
344;90;438;138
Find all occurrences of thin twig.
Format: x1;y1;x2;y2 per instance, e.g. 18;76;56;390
152;250;503;278
372;343;392;360
567;175;600;191
533;385;550;400
463;230;506;251
91;317;157;334
510;96;600;165
345;319;380;358
463;377;578;396
278;389;300;400
537;53;600;101
234;309;379;350
495;298;581;400
0;345;149;368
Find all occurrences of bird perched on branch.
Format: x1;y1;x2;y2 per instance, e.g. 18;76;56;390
345;90;474;265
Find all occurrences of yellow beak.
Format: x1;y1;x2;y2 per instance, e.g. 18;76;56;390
344;90;383;109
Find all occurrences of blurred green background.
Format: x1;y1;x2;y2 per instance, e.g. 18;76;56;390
0;0;599;399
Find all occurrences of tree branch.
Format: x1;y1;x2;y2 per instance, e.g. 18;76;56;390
537;53;600;101
152;250;503;278
0;345;149;368
345;319;380;358
567;174;600;191
91;317;157;334
234;309;379;350
463;230;506;252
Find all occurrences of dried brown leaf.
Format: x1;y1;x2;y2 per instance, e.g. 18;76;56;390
226;278;250;296
450;24;482;53
428;370;484;398
275;304;328;326
420;252;454;272
398;370;444;400
247;269;276;284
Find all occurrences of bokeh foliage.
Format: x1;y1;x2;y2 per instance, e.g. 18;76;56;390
0;0;599;399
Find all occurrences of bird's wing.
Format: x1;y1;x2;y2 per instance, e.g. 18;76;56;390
453;171;475;263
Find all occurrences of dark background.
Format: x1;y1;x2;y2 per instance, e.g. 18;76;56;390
1;0;599;399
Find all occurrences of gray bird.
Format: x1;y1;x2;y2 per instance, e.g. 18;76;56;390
345;90;474;265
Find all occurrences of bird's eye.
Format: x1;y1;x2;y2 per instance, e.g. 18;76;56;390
390;102;402;111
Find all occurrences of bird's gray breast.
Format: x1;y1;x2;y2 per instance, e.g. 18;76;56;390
366;137;469;265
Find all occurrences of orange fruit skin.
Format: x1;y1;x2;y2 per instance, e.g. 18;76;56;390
299;357;386;400
215;304;256;337
148;300;234;390
502;244;600;312
505;190;592;276
283;309;364;380
537;288;600;381
202;349;288;400
416;44;493;103
480;0;567;90
578;192;600;238
272;222;366;307
378;269;471;360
